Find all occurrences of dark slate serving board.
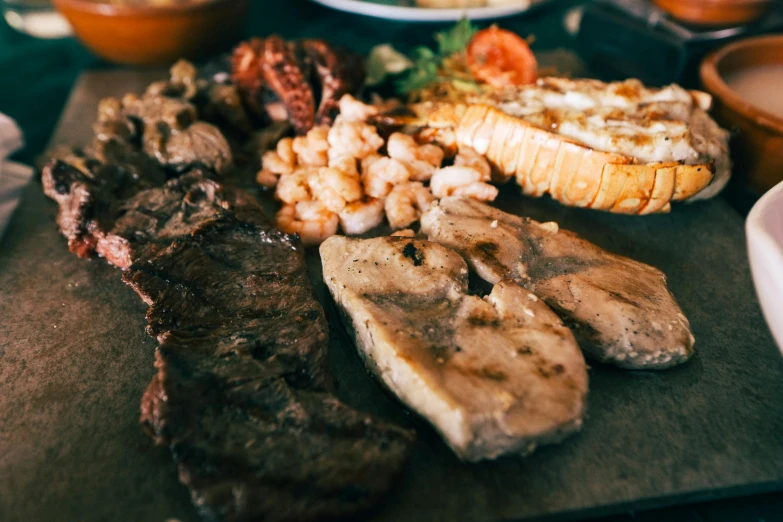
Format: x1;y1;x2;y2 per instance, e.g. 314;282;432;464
1;70;782;522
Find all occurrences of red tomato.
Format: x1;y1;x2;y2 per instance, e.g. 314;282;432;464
466;27;538;88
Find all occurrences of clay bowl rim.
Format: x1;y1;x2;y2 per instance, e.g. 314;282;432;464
656;0;770;5
52;0;243;17
700;34;783;135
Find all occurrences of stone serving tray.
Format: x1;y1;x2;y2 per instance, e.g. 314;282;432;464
1;70;782;522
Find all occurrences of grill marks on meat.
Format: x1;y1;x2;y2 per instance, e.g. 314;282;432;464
321;236;587;461
42;161;232;269
41;155;167;260
125;217;416;519
123;223;332;391
142;331;413;522
42;105;414;520
421;198;695;370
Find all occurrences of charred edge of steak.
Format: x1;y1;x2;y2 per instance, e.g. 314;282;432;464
42;138;415;520
125;219;418;521
144;333;415;522
139;374;167;445
121;219;334;393
41;158;229;269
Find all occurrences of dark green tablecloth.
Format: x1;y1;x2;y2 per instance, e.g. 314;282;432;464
0;0;778;520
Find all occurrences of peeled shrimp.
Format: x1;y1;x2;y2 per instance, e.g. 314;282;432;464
430;166;498;202
338;94;379;123
262;137;297;174
275;200;339;246
361;157;410;198
275;168;313;204
360;153;383;174
387;132;445;182
385;181;435;230
308;166;363;213
293;125;330;167
452;182;499;201
328;119;384;160
338;197;385;235
454;147;492;182
256;169;279;188
259;138;297;187
328;154;360;178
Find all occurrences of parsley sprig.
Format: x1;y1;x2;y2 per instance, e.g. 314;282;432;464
365;18;481;98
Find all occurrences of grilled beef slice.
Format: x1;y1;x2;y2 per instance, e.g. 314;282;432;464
42;143;414;519
123;221;332;390
141;330;414;522
42;161;230;269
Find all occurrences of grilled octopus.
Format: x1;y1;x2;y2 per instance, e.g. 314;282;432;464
231;36;365;135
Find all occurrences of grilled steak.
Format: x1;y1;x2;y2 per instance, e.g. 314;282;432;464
41;69;414;522
421;198;695;370
321;236;588;461
123;220;332;389
141;330;413;522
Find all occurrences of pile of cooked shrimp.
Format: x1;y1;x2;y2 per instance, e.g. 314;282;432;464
257;95;498;245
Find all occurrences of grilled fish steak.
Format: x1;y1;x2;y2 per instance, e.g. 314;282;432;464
421;198;694;370
42;76;415;521
321;236;588;461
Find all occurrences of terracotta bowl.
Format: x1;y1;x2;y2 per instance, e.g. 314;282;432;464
653;0;769;27
700;35;783;194
53;0;249;66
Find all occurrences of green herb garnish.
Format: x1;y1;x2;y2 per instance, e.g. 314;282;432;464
435;17;477;57
365;18;481;99
365;44;414;87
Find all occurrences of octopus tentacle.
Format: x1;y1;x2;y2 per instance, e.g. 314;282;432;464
230;38;267;118
299;39;353;126
261;35;316;135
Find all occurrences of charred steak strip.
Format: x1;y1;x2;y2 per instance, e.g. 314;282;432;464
41;80;414;521
142;330;413;522
123;221;333;390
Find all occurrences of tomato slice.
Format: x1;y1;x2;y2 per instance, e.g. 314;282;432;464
467;27;538;88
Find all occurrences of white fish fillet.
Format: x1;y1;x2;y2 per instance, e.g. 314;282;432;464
321;235;588;461
421;198;695;370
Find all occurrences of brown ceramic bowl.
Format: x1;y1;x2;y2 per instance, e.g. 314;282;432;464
700;35;783;194
653;0;769;27
53;0;249;66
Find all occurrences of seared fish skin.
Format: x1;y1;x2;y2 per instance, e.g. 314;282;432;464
321;236;588;462
421;198;694;370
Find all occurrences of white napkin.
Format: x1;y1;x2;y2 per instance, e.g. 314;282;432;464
0;113;32;241
0;161;34;240
0;113;23;160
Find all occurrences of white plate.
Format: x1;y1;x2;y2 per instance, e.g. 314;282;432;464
747;179;783;356
310;0;554;22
